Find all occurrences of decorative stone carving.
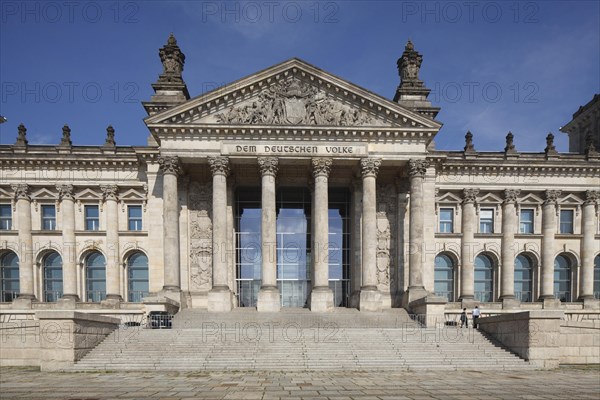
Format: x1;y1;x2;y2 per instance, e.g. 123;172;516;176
104;125;116;147
188;181;213;290
408;159;429;178
56;184;75;200
208;156;230;177
11;184;29;200
505;132;516;153
158;156;181;176
360;158;381;178
376;219;391;287
158;33;186;84
376;183;396;290
585;132;598;157
584;190;600;205
398;39;423;88
60;124;72;147
464;131;475;152
15;124;28;147
258;157;279;177
462;188;479;204
544;190;561;205
100;185;118;201
311;157;332;177
504;189;520;204
545;133;557;155
216;78;373;126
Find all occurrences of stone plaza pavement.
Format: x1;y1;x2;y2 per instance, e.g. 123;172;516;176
1;366;599;399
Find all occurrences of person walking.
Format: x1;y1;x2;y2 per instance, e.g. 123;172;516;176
472;305;481;328
460;308;468;328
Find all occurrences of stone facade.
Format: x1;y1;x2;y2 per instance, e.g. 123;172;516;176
0;36;598;316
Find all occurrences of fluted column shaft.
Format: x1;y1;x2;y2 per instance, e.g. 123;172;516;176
259;158;278;289
460;189;478;300
500;190;519;300
408;159;429;290
209;157;230;290
580;191;599;299
102;185;121;300
13;185;35;300
58;185;78;300
361;159;380;289
159;156;181;291
313;158;332;289
540;190;560;299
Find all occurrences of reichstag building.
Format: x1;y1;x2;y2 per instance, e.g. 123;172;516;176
1;35;599;315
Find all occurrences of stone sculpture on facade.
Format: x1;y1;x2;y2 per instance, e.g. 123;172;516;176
158;33;186;84
189;181;213;291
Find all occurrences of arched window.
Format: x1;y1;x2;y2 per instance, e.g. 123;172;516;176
514;254;533;302
474;254;494;302
127;252;148;303
554;254;572;302
1;252;19;302
85;252;106;302
593;255;600;300
434;253;454;301
43;252;63;302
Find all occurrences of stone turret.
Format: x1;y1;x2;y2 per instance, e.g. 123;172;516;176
143;33;190;117
393;40;440;119
560;94;599;154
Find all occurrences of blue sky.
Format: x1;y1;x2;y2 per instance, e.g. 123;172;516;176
1;1;598;152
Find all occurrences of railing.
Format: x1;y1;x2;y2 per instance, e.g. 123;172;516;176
86;290;106;302
44;291;63;302
515;291;532;302
0;290;19;303
434;291;454;302
128;291;148;303
554;291;571;302
474;291;493;302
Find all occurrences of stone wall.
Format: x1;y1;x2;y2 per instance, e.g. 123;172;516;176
559;320;600;364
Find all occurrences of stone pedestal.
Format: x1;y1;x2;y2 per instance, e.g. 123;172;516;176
542;298;562;309
409;295;447;327
358;288;382;312
502;297;521;310
310;287;334;312
207;288;234;312
257;287;280;312
402;286;429;308
582;297;600;310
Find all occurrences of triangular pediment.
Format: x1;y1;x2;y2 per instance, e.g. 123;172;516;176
145;58;441;133
119;188;146;201
478;193;503;204
559;193;583;205
75;188;101;200
30;187;57;200
437;192;462;203
0;187;12;199
519;193;543;204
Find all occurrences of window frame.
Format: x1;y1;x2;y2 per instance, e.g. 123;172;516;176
41;204;57;231
438;207;454;233
127;205;143;231
84;205;100;231
559;209;574;234
479;208;495;234
519;208;535;234
0;204;12;230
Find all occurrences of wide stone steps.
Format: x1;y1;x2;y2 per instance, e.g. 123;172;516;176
70;325;534;371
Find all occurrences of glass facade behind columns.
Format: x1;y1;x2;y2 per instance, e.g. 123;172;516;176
235;187;351;308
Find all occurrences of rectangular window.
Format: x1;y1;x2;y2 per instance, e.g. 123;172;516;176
128;205;142;231
520;209;534;234
439;208;454;233
560;209;574;234
479;208;494;233
85;205;99;231
0;204;12;230
41;205;56;230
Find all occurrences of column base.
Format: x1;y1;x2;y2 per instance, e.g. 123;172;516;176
501;297;521;309
401;286;428;308
207;287;233;312
11;296;35;309
358;288;382;312
310;287;334;312
582;297;600;310
460;297;477;310
541;297;562;309
55;296;78;310
257;286;281;312
101;295;122;309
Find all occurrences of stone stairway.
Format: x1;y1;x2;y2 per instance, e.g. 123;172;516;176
69;309;535;371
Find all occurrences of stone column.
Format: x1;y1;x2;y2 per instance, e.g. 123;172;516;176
256;157;280;312
310;158;334;312
12;184;36;303
500;189;519;306
158;156;181;292
540;190;561;301
358;158;382;311
57;184;78;302
580;190;599;302
460;188;479;302
403;159;429;304
207;156;233;312
101;185;121;302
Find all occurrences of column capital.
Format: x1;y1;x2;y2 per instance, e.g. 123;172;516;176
408;159;430;178
503;189;520;204
462;188;479;204
158;155;181;176
258;156;279;177
208;156;230;177
56;184;75;201
360;158;381;178
100;185;119;202
311;157;332;178
544;189;561;205
584;190;600;205
11;184;30;201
